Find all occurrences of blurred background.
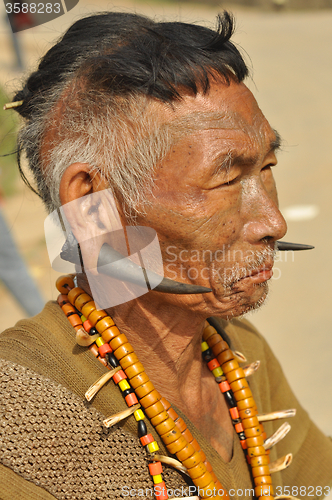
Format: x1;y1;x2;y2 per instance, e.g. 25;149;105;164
0;0;331;436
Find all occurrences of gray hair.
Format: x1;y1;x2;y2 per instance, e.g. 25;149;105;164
17;82;172;217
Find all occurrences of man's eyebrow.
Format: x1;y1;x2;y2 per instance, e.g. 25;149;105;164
270;129;282;153
210;130;282;177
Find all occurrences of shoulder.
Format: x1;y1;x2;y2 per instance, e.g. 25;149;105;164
0;300;75;359
0;300;72;339
0;358;180;499
0;301;107;408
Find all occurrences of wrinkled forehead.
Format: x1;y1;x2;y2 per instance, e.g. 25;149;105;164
153;80;276;148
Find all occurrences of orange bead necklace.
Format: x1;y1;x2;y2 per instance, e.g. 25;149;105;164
56;274;273;500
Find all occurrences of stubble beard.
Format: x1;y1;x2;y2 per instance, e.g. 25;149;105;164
213;245;276;318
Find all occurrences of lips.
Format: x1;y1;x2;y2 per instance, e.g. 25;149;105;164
249;268;273;283
228;261;274;288
240;263;273;284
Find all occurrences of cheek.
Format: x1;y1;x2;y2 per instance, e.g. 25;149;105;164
200;186;244;244
143;179;246;254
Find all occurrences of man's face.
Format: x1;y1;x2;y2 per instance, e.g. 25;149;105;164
137;78;287;318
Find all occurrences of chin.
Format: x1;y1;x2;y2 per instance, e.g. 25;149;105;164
210;281;269;320
235;283;269;318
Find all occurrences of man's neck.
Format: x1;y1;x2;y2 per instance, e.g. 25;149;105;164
111;296;205;407
107;293;234;462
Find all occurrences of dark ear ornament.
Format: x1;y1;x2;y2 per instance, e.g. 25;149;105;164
97;244;212;294
60;237;212;295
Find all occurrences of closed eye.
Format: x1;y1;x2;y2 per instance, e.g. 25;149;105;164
225;175;240;185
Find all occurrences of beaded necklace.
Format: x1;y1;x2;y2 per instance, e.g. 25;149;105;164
56;274;284;500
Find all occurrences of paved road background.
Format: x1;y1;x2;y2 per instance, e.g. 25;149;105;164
0;0;331;435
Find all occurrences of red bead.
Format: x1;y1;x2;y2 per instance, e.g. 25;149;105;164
182;428;193;443
207;359;220;371
219;381;231;393
148;462;163;476
140;433;154;446
112;370;127;384
235;422;244;433
174;418;186;433
167;408;178;421
98;343;112;358
155;481;168;500
68;314;82;327
160;397;171;411
190;438;201;452
125;393;138;407
62;303;76;316
240;439;248;450
229;407;239;420
204;460;213;473
83;319;93;333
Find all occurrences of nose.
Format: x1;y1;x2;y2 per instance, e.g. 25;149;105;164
242;179;287;245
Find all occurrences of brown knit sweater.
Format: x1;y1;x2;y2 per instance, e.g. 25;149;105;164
0;302;332;500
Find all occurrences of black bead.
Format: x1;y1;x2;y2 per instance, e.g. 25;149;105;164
89;326;98;336
106;353;119;368
223;390;237;408
232;418;241;425
138;420;148;437
238;432;246;441
122;388;133;398
202;348;213;362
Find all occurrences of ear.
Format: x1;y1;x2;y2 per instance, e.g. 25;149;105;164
59;163;108;206
59;163;124;273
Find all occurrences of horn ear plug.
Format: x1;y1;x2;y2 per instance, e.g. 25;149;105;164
276;241;314;251
97;244;212;295
60;237;211;295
